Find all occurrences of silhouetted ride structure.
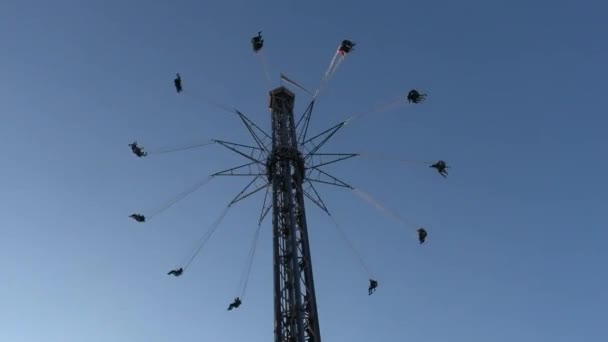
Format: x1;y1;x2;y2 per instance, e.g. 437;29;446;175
128;31;447;342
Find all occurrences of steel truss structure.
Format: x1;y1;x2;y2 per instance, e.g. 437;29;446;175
212;86;357;342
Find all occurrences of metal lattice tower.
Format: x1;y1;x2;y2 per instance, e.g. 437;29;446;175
130;35;438;342
132;41;416;341
209;80;357;342
268;87;321;342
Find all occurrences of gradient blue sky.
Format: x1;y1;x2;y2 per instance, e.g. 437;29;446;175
1;0;607;341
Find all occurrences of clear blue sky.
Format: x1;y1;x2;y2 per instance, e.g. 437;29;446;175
1;0;606;341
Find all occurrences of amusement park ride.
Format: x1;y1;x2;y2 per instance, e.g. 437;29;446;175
128;32;446;342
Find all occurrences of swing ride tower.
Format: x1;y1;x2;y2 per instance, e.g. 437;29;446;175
129;36;441;342
268;86;321;342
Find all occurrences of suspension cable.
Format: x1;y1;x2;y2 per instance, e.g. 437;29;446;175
344;96;406;125
257;51;273;88
237;223;264;299
181;204;232;270
146;175;214;219
357;153;436;166
351;187;422;232
181;89;238;116
327;214;374;279
313;51;345;100
147;140;216;155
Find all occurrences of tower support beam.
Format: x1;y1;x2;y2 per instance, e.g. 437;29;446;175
268;87;321;342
